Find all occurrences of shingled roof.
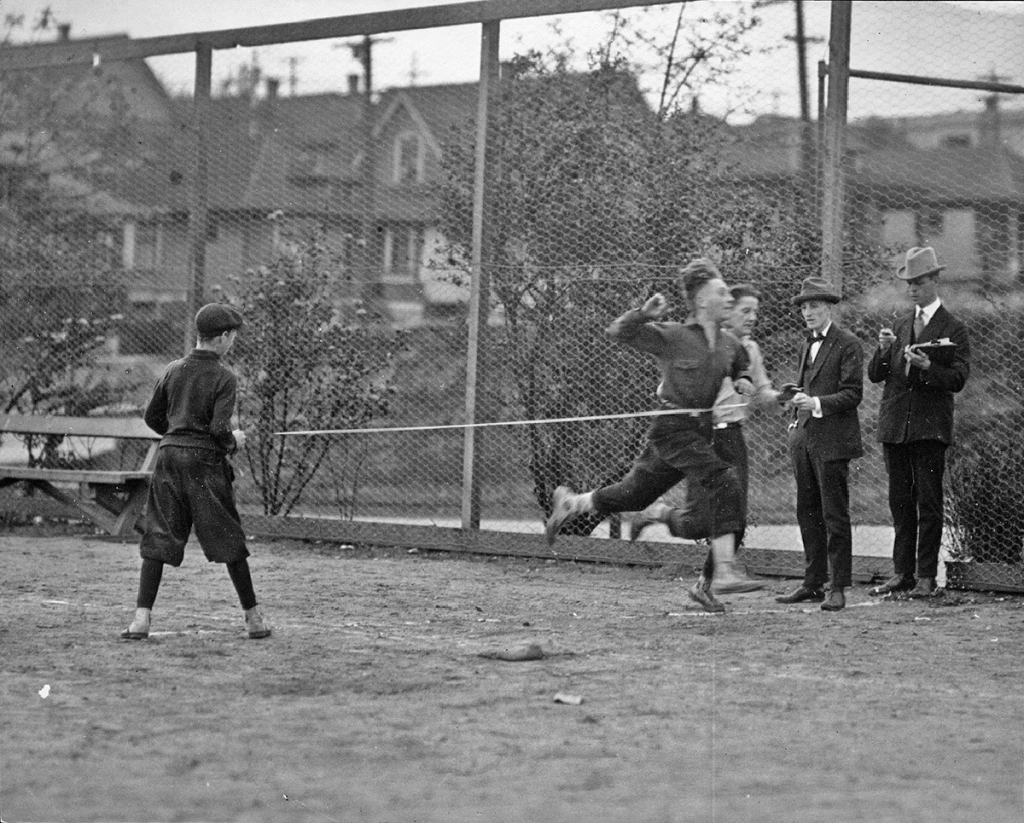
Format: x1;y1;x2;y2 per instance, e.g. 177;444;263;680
853;146;1024;206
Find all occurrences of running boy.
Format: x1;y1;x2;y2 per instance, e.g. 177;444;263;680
121;303;270;640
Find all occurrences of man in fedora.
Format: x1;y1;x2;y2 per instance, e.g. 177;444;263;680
776;277;864;612
867;247;970;598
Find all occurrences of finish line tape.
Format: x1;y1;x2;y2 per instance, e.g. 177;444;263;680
273;402;747;437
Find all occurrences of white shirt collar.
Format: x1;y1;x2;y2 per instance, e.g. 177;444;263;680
917;298;941;324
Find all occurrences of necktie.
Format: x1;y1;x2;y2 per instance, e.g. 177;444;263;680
913;308;925;341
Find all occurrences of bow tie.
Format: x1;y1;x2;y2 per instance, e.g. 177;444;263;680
806;332;824;343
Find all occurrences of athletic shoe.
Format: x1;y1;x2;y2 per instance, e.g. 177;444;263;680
688;576;726;613
711;561;766;593
545;486;581;546
629;512;659;542
245;606;272;639
119;608;150;640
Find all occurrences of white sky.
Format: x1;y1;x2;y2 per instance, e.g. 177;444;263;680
4;1;1024;122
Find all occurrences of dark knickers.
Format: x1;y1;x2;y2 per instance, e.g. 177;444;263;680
139;446;249;567
593;416;742;539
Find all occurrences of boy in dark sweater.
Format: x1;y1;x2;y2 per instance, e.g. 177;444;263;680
121;303;269;640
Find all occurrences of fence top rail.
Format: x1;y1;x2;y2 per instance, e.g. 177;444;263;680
0;0;653;72
0;413;159;440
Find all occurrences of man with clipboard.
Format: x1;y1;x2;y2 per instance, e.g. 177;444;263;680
867;247;971;598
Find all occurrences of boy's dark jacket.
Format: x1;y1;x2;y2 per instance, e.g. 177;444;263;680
144;349;238;456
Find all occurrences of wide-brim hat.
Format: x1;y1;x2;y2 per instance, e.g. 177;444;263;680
897;246;946;280
791;276;842;306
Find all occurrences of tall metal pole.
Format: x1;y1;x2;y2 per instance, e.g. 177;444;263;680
184;43;212;354
820;0;851;290
461;20;500;530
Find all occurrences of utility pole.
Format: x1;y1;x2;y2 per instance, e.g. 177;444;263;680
283;56;303;95
336;35;392;306
756;0;823;124
758;1;824;235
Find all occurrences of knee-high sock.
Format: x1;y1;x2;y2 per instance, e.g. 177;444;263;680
227;559;258;611
136;558;164;609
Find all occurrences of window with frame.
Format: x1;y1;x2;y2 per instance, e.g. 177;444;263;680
383;224;423;282
915;207;944;243
393;132;423;185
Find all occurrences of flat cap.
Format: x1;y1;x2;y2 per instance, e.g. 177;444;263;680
195;303;243;336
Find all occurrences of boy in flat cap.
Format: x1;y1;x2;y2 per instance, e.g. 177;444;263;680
121;302;270;640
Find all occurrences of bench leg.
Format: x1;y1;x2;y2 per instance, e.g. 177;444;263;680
28;480;120;534
109;481;149;538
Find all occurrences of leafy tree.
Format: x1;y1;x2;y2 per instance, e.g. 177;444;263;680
436;35;889;528
230;225;406;517
0;10;141;461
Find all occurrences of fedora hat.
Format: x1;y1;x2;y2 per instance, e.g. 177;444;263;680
897;246;945;280
791;276;842;306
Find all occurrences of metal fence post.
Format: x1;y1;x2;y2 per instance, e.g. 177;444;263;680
184;42;212;354
820;0;851;291
461;20;500;530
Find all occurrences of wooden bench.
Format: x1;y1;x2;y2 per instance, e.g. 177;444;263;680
0;413;161;537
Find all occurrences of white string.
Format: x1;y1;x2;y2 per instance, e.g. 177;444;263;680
273;402;748;437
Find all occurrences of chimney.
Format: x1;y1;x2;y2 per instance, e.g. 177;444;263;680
57;23;71;41
979;94;1002;148
348;74;361;96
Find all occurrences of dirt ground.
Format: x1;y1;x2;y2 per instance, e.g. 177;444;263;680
3;530;1024;823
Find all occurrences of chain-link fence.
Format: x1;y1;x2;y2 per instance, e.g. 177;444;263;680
1;1;1022;591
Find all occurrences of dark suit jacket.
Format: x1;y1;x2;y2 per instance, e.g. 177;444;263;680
790;323;864;460
867;304;970;445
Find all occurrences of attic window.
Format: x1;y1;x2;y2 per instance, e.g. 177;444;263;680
916;208;944;242
393;132;424;185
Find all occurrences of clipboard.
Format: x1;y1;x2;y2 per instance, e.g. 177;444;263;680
908;338;957;366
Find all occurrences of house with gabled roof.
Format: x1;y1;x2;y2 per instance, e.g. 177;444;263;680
7;25;1023;337
725;103;1024;290
368;82;479;325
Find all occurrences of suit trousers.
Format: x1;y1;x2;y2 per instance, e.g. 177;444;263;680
883;440;947;580
789;426;853;588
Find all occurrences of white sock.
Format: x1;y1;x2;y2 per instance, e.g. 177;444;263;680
711;535;736;567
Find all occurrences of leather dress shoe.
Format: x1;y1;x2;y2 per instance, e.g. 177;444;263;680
820;587;846;611
906;577;938;598
775;585;825;604
869;574;915;596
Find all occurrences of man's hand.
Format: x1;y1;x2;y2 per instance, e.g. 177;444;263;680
790;391;817;412
904;346;931;370
641;292;669;320
878;327;896;351
733;377;755;397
